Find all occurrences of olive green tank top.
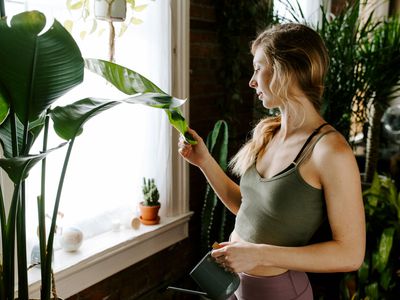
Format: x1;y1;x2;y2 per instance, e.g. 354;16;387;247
234;124;335;247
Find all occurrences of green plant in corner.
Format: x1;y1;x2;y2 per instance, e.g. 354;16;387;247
281;0;376;140
341;173;400;299
359;16;400;183
142;178;160;206
0;9;193;300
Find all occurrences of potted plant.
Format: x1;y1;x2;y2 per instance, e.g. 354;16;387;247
94;0;127;21
139;177;161;225
65;0;148;61
0;8;194;300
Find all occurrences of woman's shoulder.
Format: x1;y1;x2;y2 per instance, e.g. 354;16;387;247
312;126;358;169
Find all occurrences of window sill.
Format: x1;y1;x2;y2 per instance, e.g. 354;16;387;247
28;212;193;299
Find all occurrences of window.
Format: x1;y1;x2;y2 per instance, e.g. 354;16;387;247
274;0;331;25
2;0;190;296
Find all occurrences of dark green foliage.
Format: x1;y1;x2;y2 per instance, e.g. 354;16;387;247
200;120;230;253
342;174;400;299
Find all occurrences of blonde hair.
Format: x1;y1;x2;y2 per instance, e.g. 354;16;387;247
230;23;329;176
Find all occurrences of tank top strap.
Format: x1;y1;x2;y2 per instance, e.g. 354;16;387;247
294;129;336;166
292;123;329;163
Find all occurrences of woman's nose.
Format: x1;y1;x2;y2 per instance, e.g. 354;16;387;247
249;77;257;88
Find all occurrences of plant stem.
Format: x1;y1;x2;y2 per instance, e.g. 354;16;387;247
4;182;21;300
17;183;28;300
39;114;50;293
42;138;75;300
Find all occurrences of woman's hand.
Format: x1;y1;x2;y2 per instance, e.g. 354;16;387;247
211;241;262;273
178;128;212;168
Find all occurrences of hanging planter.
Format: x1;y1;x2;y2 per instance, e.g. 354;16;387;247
94;0;126;22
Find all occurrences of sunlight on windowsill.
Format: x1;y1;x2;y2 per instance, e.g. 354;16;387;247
27;212;193;299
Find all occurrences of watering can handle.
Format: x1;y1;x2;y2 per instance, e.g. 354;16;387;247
167;286;208;296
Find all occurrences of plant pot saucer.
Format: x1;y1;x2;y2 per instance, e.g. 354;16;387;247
139;216;160;225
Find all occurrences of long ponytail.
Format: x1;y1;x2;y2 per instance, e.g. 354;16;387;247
229;115;281;176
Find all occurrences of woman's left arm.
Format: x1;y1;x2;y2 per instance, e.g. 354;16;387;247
212;133;366;273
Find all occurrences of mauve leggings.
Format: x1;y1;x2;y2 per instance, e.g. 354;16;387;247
227;270;313;300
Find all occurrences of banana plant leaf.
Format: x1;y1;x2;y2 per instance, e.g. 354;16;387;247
84;58;196;144
0;11;84;124
50;94;192;141
85;58;163;94
0;115;44;158
0;143;66;184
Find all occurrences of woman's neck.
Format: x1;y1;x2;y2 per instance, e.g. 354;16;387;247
277;101;324;141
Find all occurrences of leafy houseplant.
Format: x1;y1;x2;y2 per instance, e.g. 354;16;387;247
0;9;193;300
341;173;400;299
359;16;400;183
282;0;375;139
139;177;161;225
283;0;400;184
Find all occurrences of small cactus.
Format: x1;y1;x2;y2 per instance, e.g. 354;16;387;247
142;178;160;206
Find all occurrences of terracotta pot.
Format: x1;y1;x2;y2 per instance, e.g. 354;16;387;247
139;202;160;225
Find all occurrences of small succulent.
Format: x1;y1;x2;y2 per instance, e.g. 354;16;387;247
142;177;160;206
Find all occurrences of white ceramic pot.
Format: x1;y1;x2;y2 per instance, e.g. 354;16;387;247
94;0;127;22
61;227;83;252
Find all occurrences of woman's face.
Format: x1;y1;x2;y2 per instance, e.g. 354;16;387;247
249;47;279;109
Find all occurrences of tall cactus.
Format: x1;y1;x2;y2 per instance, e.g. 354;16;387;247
200;120;231;253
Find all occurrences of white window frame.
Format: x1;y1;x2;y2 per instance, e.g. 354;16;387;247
1;0;191;298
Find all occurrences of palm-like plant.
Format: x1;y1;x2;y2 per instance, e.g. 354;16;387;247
0;10;193;300
317;0;375;139
276;0;375;139
359;16;400;183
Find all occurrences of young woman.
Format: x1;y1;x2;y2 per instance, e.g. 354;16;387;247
179;23;365;300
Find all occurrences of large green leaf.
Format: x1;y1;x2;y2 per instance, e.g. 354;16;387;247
165;108;196;144
84;58;196;144
0;11;84;124
0;143;66;184
50;94;191;141
85;58;164;94
50;98;120;140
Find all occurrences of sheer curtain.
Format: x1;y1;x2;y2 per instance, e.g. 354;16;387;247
4;0;172;240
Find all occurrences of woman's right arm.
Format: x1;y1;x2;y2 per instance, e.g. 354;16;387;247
178;128;242;215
